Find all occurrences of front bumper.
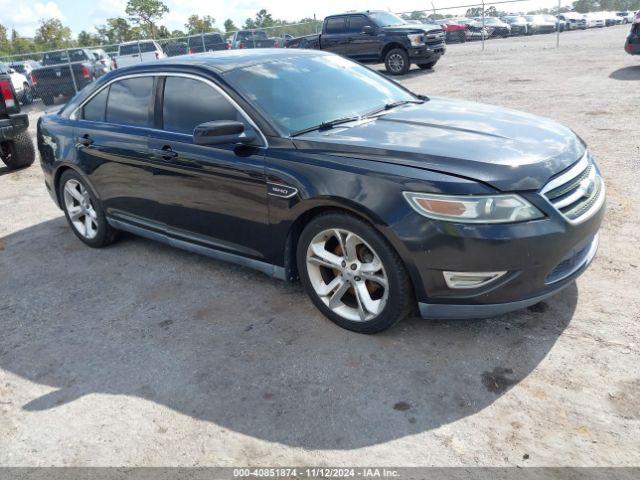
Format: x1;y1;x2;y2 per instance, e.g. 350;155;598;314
408;43;446;62
390;168;605;320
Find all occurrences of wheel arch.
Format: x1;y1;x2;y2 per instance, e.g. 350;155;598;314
53;163;101;207
380;42;407;60
282;198;414;285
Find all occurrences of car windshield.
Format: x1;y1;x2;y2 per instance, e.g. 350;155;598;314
223;54;416;135
9;64;26;73
482;18;501;24
369;11;407;27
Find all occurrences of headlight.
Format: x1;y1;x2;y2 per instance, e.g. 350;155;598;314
407;34;425;46
403;192;544;224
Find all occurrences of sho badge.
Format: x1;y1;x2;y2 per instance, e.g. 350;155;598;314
267;183;298;199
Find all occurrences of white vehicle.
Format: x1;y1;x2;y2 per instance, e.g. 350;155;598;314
583;13;605;28
0;62;32;105
558;12;586;30
114;40;166;68
616;11;636;24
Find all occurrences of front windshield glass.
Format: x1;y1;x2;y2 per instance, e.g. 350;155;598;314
368;11;407;27
223;54;416;135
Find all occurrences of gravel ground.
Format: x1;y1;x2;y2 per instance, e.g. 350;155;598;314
1;25;639;467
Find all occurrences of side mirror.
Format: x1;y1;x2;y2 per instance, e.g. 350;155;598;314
193;120;255;146
362;25;375;35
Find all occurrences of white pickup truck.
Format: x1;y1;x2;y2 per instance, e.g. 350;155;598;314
114;40;166;68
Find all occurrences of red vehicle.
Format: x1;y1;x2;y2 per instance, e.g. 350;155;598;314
433;19;467;43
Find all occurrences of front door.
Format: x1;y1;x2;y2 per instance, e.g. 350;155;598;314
147;75;270;261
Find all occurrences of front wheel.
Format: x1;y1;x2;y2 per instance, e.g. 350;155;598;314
59;170;117;248
384;48;410;76
297;212;414;333
41;93;55;106
21;83;33;105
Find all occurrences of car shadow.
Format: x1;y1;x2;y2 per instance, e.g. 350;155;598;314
609;65;640;81
378;67;436;79
0;217;578;450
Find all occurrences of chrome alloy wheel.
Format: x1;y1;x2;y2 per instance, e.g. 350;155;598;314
306;229;389;322
63;179;98;239
388;53;405;73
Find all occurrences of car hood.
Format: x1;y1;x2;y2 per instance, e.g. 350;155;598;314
382;25;444;35
293;97;585;192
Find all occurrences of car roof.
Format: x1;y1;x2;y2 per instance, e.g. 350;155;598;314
116;49;333;74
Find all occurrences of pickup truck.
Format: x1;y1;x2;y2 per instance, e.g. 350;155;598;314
114;40;166;68
31;49;96;105
187;32;229;53
0;69;34;170
229;30;282;49
286;10;445;75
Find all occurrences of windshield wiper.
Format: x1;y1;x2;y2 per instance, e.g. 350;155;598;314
290;115;362;137
365;99;424;117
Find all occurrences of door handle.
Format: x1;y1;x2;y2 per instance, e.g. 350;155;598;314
152;146;178;160
76;134;93;147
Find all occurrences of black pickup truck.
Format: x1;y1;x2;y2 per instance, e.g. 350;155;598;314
0;69;34;170
31;48;96;106
286;10;446;75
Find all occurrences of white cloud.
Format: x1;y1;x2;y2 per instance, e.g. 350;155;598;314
0;0;64;36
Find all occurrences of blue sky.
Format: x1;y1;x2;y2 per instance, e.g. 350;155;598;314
1;0;562;37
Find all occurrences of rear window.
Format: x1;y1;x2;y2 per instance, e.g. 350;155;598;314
238;31;268;41
82;87;109;122
325;17;347;34
9;64;26;73
42;49;87;65
119;42;157;55
106;77;154;127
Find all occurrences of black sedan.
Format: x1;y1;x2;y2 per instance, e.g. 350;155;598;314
37;50;605;333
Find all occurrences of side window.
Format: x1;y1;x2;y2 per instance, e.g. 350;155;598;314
82;87;109;122
162;77;240;135
106;77;154;127
139;42;157;53
325;17;347;34
348;15;369;33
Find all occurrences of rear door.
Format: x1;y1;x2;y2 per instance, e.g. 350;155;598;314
74;75;165;229
321;16;350;54
146;74;269;260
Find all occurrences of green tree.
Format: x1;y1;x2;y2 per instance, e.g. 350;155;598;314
125;0;169;38
185;15;216;34
244;9;275;29
571;0;599;13
96;17;135;43
0;24;9;55
77;30;101;47
224;19;238;33
10;30;36;55
34;18;73;49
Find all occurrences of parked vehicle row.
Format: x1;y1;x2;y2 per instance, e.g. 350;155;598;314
0;68;34;170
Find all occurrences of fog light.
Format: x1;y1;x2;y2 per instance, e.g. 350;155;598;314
443;271;507;289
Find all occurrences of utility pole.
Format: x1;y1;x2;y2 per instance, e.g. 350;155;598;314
556;0;561;47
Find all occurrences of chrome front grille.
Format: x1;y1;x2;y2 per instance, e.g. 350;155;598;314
541;152;605;224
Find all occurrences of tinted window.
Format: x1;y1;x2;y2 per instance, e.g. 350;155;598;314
204;34;223;44
162;77;239;135
348;16;370;33
139;42;157;53
106;77;154;127
325;17;347;34
82;87;109;122
119;44;139;55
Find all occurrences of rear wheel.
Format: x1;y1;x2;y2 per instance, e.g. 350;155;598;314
297;212;413;333
59;170;117;248
0;131;35;170
384;48;410;76
457;30;467;43
21;83;33;105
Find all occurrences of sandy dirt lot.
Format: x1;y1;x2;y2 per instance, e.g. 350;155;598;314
1;25;639;467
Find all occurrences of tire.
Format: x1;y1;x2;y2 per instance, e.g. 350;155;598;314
384;48;410;76
59;170;117;248
42;93;55;106
457;30;467;43
417;60;437;70
297;212;413;334
0;131;35;170
21;83;33;105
